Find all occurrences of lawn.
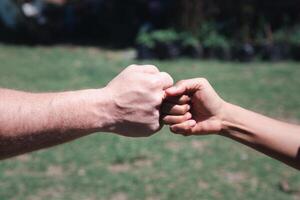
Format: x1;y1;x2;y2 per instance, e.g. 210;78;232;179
0;44;299;200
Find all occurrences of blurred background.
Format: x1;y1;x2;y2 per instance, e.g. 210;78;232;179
0;1;300;200
1;0;300;61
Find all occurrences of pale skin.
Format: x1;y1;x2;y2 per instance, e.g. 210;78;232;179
161;78;300;170
0;65;173;160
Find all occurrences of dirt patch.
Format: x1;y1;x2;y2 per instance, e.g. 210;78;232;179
77;168;86;176
192;160;203;169
165;141;183;152
198;180;210;189
146;197;160;200
110;192;128;200
108;156;153;173
5;168;42;177
87;47;102;56
16;154;31;162
279;180;300;197
26;187;65;200
223;171;248;184
46;165;63;177
190;140;207;151
293;194;300;200
132;157;153;168
133;159;152;167
108;163;131;173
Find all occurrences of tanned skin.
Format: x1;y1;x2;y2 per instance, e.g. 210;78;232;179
161;78;300;170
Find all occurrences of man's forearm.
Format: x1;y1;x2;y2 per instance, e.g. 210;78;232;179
0;65;173;159
0;88;112;159
221;102;300;169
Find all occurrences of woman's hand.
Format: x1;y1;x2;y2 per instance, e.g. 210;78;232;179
161;78;226;136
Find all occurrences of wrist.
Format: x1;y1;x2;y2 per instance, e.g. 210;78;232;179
86;87;117;133
218;101;236;135
218;102;250;138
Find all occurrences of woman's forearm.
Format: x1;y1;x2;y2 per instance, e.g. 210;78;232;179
221;102;300;169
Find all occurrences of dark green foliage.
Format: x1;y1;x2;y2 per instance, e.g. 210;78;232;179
202;31;230;49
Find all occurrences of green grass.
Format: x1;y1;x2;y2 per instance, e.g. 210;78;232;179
0;44;300;200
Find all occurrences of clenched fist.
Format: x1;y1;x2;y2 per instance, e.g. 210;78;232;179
161;78;226;135
104;65;173;137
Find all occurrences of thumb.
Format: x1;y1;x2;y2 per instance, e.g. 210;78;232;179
165;78;205;97
165;85;186;96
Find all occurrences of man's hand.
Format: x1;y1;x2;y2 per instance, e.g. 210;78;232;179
161;78;226;136
104;65;174;137
0;64;173;159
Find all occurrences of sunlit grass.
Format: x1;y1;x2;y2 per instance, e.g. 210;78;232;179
0;44;299;200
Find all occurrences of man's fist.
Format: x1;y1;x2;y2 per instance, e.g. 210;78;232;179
161;78;226;136
104;65;173;137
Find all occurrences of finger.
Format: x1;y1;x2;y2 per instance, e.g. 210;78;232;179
165;78;209;96
161;103;190;115
170;120;197;134
156;72;174;90
164;95;191;105
189;123;203;134
162;112;192;125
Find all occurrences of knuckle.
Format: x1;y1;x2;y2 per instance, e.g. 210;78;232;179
150;77;160;86
153;110;160;118
150;122;160;131
141;76;156;88
177;107;186;115
128;64;138;69
182;95;191;102
144;75;158;86
176;79;186;86
149;109;160;120
182;116;189;121
151;95;162;105
160;72;174;83
197;77;209;85
146;64;159;71
183;113;190;120
179;95;187;102
177;105;189;114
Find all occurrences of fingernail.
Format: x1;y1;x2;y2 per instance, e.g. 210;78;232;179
187;105;190;111
188;120;196;127
186;112;192;119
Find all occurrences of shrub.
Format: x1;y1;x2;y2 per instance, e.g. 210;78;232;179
290;26;300;46
180;32;200;48
273;29;289;44
179;32;203;58
198;21;218;41
202;31;230;50
151;29;180;43
136;31;155;48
